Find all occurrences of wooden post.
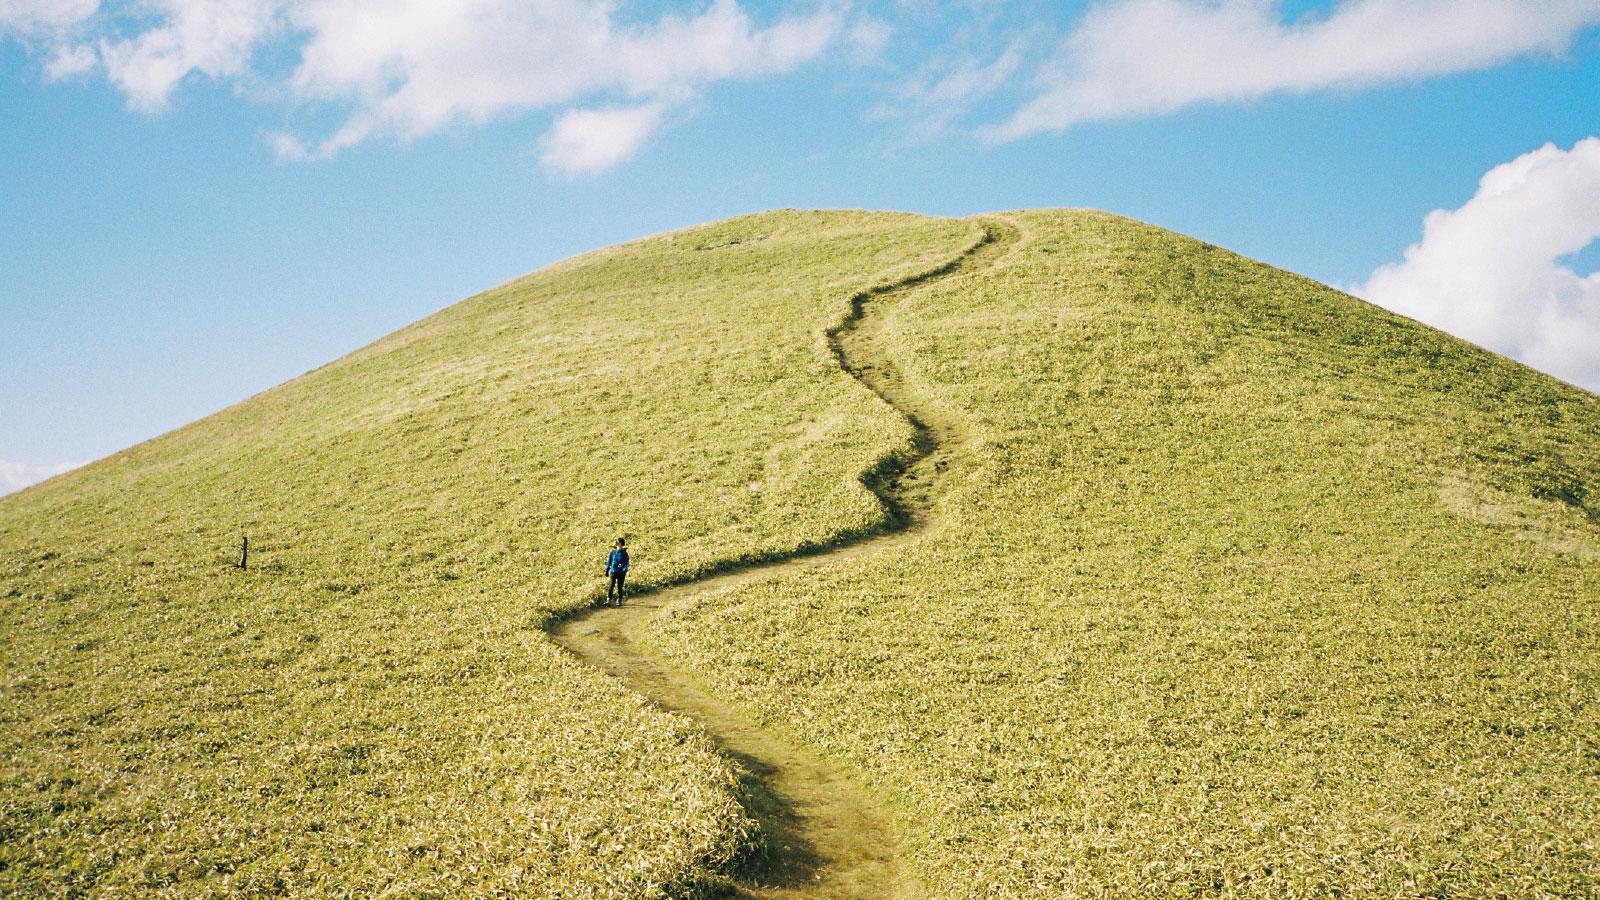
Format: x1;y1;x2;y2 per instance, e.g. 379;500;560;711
238;535;249;570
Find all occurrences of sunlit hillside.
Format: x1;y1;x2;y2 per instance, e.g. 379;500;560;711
3;208;1597;896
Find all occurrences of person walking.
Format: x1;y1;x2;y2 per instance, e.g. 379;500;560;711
604;537;630;606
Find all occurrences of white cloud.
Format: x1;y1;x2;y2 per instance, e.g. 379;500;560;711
97;0;280;111
264;129;311;160
845;15;891;62
43;41;96;77
2;0;842;168
1355;138;1600;392
0;0;97;31
871;41;1025;142
989;0;1600;140
539;103;665;174
0;460;83;496
2;0;841;169
284;0;838;161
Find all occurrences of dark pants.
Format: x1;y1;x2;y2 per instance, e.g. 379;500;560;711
607;571;626;603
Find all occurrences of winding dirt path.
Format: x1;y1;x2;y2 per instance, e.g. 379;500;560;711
549;216;1021;897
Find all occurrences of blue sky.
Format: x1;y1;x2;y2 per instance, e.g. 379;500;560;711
3;0;1600;492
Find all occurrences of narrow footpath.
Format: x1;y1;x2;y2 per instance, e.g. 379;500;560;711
550;216;1022;898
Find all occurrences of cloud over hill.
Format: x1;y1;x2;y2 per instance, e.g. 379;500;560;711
1358;137;1600;392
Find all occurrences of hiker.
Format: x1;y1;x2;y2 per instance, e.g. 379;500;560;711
604;537;630;606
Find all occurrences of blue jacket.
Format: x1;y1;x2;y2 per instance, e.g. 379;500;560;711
606;548;629;575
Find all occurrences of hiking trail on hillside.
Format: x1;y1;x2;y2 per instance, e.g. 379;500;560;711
549;216;1022;897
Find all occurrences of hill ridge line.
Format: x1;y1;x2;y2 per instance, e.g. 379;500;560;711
547;216;1021;896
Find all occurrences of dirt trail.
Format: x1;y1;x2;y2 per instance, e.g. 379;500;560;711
549;217;1021;897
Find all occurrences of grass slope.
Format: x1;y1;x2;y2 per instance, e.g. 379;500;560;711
650;210;1600;895
0;211;980;895
6;206;1598;897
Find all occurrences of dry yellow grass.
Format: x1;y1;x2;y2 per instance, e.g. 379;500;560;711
0;210;978;895
6;206;1598;896
650;209;1600;896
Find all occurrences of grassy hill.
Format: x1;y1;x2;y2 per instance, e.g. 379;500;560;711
0;211;981;895
3;208;1598;896
654;210;1600;894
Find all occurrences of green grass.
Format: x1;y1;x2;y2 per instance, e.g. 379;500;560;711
649;210;1600;895
0;210;980;895
5;206;1599;896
